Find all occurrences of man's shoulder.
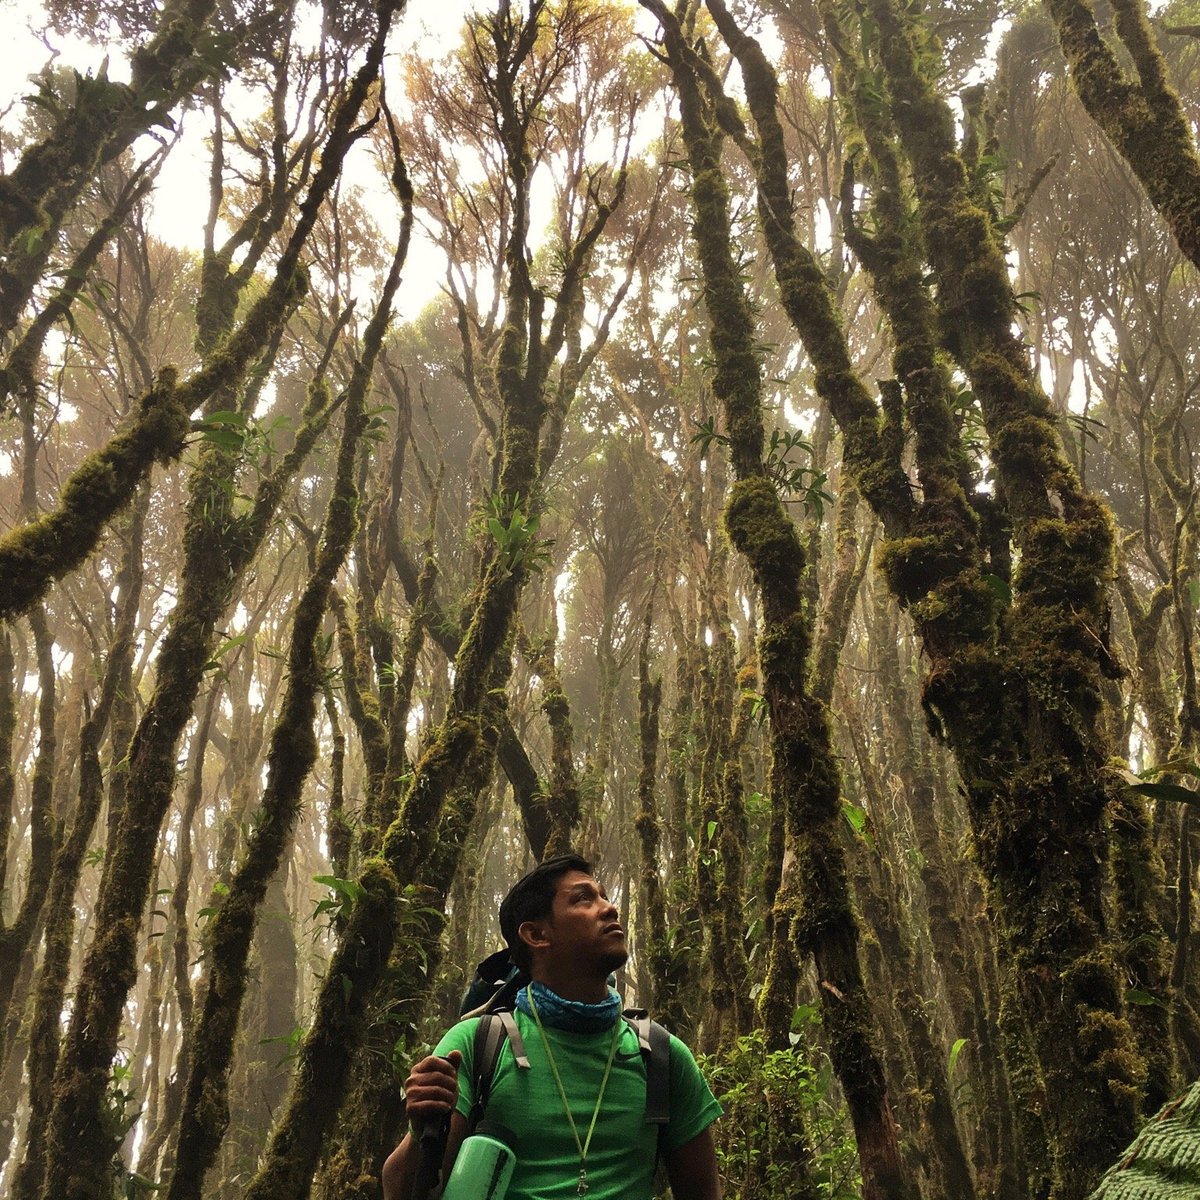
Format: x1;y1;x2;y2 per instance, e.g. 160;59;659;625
433;1015;482;1060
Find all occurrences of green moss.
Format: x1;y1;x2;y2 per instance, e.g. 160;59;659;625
0;371;187;622
381;717;481;883
878;535;967;605
1045;0;1200;270
724;476;804;596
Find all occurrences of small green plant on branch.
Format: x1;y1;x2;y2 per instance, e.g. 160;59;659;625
1121;757;1200;810
485;492;553;578
691;419;833;516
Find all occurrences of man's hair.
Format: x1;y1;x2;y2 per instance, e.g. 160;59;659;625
499;853;592;974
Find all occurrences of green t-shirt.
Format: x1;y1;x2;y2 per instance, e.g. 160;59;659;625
434;1010;721;1200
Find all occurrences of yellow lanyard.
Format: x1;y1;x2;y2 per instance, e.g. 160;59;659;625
528;991;622;1196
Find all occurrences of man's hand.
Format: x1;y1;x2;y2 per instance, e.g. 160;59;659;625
383;1051;467;1200
404;1050;463;1126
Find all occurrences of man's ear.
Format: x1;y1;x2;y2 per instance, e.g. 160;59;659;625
517;919;551;958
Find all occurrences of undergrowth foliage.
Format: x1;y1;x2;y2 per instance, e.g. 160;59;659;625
699;1019;861;1200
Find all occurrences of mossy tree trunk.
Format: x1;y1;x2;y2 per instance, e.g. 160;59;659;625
863;0;1153;1183
520;629;583;855
246;9;632;1197
642;5;916;1195
133;683;219;1184
844;704;978;1200
10;487;147;1200
387;525;553;860
873;594;1025;1198
0;0;229;338
633;579;690;1030
164;152;408;1200
35;5;401;1187
0;605;55;1041
685;0;1159;1187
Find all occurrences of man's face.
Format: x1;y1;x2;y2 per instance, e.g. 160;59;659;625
540;870;628;975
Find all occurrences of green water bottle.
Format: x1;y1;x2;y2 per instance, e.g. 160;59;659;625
439;1119;517;1200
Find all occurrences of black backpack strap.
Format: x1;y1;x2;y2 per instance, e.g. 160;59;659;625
645;1021;671;1126
469;1014;508;1132
468;1009;531;1132
624;1009;671;1126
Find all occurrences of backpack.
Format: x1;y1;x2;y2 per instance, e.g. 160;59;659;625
460;951;672;1139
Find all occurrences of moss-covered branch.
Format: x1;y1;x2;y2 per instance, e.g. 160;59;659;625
0;608;57;1035
385;530;553;859
699;0;917;528
1;165;157;412
0;0;230;334
520;629;582;854
10;492;147;1200
1044;0;1200;271
37;6;405;1190
0;372;188;623
634;586;679;1022
816;0;1152;1184
0;630;15;909
166;206;404;1199
239;862;400;1200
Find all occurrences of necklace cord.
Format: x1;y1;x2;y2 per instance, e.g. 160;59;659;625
528;990;622;1184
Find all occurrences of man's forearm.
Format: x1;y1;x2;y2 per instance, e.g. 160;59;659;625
381;1133;418;1200
383;1113;467;1200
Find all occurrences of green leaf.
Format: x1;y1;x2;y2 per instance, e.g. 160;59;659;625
841;801;874;849
1126;780;1200;808
203;410;248;428
1137;757;1200;782
948;1037;968;1078
706;820;717;842
983;573;1012;605
197;427;245;451
1126;988;1164;1007
313;874;365;903
212;633;249;661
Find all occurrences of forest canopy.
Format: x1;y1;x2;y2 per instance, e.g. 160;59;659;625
0;0;1199;1198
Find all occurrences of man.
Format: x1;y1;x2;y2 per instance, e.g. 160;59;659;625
383;853;722;1200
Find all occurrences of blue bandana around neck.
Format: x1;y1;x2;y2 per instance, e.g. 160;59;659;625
516;979;622;1033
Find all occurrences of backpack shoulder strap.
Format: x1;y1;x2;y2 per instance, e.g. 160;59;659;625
645;1020;671;1126
469;1014;506;1132
624;1009;671;1126
467;1008;531;1132
496;1008;530;1068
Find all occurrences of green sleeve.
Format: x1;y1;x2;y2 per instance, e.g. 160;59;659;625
664;1033;723;1154
433;1018;480;1121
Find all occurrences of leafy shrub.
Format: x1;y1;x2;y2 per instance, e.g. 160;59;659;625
699;1019;861;1200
